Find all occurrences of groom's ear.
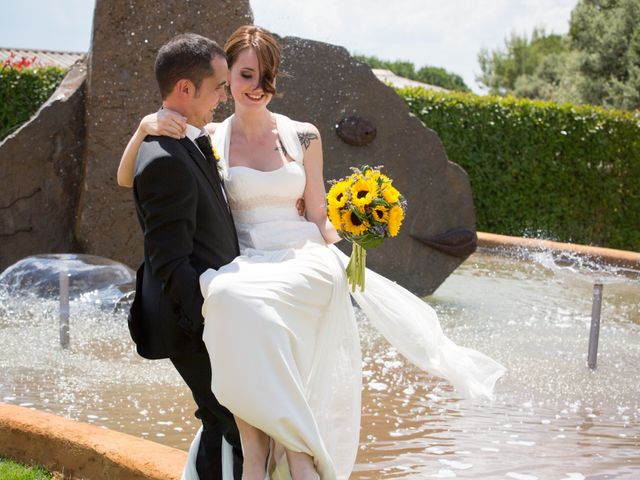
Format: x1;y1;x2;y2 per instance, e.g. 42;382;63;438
175;79;193;98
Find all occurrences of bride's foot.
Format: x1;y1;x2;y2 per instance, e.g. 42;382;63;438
285;449;319;480
241;459;267;480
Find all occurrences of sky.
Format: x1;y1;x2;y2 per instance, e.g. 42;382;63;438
0;0;579;92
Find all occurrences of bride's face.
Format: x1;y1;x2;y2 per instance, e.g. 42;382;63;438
229;47;273;110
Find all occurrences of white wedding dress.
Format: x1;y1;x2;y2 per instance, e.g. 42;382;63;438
181;114;505;480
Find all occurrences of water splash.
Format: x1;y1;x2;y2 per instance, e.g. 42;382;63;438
0;254;135;310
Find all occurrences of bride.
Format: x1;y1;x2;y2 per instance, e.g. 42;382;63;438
118;25;505;480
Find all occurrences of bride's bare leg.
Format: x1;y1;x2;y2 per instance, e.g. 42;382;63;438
285;449;319;480
235;416;270;480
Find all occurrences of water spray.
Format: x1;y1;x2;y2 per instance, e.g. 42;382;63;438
59;270;70;348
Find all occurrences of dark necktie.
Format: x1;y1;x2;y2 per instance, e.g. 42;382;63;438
195;134;217;169
195;134;226;191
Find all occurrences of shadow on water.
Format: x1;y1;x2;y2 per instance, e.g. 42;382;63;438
0;251;638;479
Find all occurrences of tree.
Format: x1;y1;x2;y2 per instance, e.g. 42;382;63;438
354;55;416;80
477;0;640;110
568;0;640;110
355;54;470;92
477;27;567;95
416;66;470;92
513;50;586;104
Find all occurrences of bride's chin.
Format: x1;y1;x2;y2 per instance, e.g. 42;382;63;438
243;99;265;107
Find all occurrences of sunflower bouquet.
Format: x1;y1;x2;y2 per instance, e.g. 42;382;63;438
326;165;407;292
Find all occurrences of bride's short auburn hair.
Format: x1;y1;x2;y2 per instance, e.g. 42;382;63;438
225;25;280;96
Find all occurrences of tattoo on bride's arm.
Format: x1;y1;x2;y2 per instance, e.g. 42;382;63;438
274;130;318;155
297;131;318;150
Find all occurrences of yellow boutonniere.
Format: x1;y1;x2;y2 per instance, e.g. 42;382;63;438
212;146;221;162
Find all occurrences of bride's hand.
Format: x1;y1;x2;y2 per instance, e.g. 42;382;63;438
140;108;187;139
296;198;306;217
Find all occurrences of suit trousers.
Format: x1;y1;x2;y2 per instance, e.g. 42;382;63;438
171;351;243;480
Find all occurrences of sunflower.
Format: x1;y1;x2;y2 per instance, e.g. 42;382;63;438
372;205;389;223
342;209;369;236
381;184;401;204
371;171;390;187
350;178;378;209
327;181;349;208
327;205;343;230
388;205;405;237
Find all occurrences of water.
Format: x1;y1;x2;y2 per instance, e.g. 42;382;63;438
0;250;638;479
354;250;639;479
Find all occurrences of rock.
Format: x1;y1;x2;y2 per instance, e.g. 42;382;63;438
269;36;476;295
75;0;253;266
0;61;86;271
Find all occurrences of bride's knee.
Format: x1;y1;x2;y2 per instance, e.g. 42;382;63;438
206;278;247;305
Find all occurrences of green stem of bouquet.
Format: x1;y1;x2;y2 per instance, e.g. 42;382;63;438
346;243;366;292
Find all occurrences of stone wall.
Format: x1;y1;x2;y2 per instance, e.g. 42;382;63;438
0;62;86;270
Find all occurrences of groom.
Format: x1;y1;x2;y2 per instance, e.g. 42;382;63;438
128;33;242;479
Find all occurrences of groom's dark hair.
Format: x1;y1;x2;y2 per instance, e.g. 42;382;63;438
155;33;225;99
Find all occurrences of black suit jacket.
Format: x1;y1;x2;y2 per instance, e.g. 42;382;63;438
128;135;239;359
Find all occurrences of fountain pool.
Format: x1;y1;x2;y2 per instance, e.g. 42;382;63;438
0;249;638;479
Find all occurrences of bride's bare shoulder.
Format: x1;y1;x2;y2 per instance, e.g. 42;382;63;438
291;120;320;144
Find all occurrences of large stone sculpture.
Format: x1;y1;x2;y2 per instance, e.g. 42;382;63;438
0;0;476;296
0;62;86;268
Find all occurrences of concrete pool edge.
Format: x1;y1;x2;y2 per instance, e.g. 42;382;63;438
477;232;640;269
0;403;186;479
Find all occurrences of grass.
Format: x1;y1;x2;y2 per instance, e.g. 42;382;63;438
0;458;54;480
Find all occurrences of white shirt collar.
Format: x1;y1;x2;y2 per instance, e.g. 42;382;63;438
185;123;207;143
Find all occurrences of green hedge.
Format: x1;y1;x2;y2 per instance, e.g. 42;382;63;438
0;65;66;140
398;87;640;252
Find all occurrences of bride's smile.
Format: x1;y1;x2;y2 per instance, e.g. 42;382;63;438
228;48;275;111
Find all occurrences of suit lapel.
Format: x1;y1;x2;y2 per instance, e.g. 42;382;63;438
179;137;228;209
